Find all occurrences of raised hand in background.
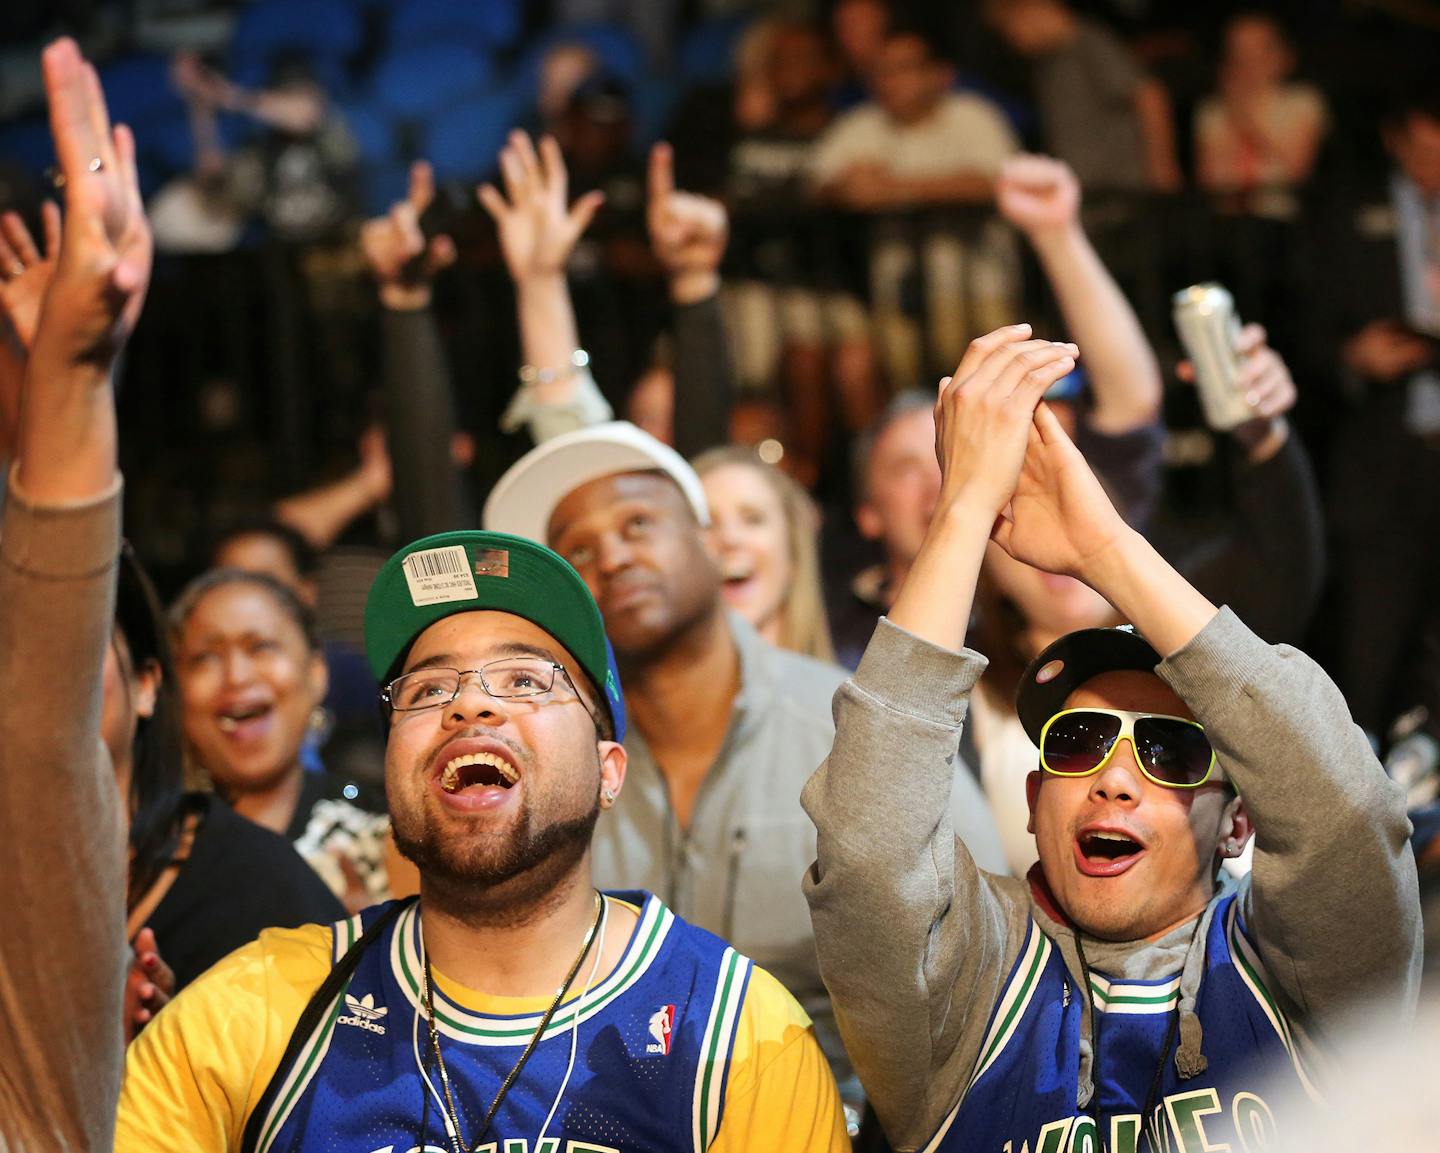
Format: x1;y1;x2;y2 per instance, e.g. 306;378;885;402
359;160;456;312
478;130;604;285
646;141;728;304
1178;322;1298;463
0;203;61;455
995;153;1080;238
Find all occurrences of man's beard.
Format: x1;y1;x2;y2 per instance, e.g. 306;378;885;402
391;777;600;919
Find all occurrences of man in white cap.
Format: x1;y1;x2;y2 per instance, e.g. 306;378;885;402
483;421;1007;1113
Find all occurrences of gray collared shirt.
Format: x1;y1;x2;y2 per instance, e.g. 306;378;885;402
592;613;1007;1091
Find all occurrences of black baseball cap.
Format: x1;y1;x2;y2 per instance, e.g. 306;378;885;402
1015;625;1163;746
365;530;626;741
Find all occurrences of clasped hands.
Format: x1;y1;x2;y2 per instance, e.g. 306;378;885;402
933;323;1131;583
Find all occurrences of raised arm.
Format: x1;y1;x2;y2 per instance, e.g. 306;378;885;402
645;142;734;457
477;130;611;441
272;425;394;549
0;36;152;1150
358;159;473;539
996;155;1162;435
803;326;1076;1145
993;399;1420;1031
1176;326;1325;642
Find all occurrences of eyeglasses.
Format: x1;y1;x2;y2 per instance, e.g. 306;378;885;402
381;658;583;713
1039;708;1216;789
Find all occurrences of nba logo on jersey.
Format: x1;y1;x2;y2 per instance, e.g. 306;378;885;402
647;1005;676;1055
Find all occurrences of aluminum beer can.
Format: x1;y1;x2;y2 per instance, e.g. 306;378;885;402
1172;283;1253;429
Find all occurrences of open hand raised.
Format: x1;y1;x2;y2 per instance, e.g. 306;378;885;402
478;131;603;284
30;38;152;374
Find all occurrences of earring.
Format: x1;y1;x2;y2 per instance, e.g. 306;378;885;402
601;788;617;808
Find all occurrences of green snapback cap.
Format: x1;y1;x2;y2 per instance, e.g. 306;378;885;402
364;530;626;740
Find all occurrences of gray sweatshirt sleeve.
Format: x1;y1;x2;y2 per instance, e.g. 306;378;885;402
0;474;128;1152
1158;607;1422;1031
380;308;475;540
802;618;1033;1150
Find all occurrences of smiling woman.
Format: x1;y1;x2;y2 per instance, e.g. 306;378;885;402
170;568;392;911
693;445;835;662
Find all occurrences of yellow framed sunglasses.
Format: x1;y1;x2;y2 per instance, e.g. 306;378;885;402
1038;708;1216;789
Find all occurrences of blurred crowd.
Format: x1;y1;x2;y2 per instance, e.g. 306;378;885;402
2;0;1440;1146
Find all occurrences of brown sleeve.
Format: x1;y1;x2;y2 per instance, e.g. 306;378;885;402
0;472;129;1152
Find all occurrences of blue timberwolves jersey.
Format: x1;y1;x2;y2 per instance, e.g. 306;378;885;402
922;892;1320;1153
250;892;753;1153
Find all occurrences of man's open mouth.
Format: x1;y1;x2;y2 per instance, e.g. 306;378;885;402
439;751;519;794
1080;831;1142;859
1074;829;1146;875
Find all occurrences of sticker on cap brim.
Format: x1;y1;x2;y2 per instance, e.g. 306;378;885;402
1036;659;1065;685
402;545;478;607
474;548;510;578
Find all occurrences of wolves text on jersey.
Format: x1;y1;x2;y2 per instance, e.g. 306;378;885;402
998;1088;1278;1153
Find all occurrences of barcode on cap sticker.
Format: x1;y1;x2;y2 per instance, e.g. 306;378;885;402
401;546;478;607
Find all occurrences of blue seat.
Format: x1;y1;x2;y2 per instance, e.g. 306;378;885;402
360;159;417;216
519;22;649;93
421;91;522;184
0;116;55;179
387;0;523;52
230;0;364;89
100;54;186;126
677;15;752;87
630;76;677;151
370;42;492;120
334;100;398;166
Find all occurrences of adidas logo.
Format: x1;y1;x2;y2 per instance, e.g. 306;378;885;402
338;993;389;1035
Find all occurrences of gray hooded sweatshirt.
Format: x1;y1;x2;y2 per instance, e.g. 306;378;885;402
802;610;1421;1150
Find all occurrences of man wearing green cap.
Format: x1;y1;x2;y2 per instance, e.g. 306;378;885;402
117;530;848;1153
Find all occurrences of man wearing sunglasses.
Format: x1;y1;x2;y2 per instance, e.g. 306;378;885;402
803;324;1422;1152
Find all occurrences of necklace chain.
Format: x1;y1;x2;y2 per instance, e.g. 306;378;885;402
421;890;604;1153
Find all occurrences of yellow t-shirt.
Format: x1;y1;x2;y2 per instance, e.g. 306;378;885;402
117;899;848;1152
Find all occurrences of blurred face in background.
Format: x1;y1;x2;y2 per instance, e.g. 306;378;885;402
857;406;941;571
1387;111;1440;196
982;540;1117;642
1221;16;1294;91
871;34;952;125
832;0;890;76
769;24;836;112
176;581;327;801
986;0;1069;56
213;532;316;605
701;461;792;642
627;365;675;446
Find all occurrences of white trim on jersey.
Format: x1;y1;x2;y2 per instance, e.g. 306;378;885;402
921;919;1054;1153
384;896;675;1047
1088;972;1182;1015
691;947;750;1153
1224;903;1324;1104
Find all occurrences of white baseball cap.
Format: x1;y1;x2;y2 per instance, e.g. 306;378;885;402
482;421;711;544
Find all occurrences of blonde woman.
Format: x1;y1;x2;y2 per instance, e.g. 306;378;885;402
694;445;835;662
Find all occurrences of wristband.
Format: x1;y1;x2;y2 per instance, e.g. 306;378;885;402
518;348;589;386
